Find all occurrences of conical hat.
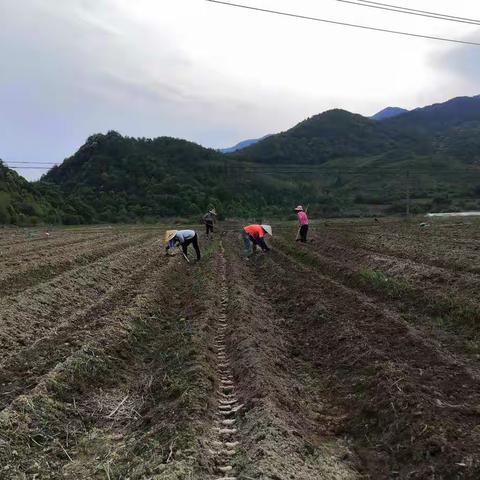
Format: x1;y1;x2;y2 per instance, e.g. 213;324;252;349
165;230;178;242
294;205;304;211
209;209;217;215
261;224;272;236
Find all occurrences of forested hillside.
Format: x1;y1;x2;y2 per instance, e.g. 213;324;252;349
234;96;480;164
1;95;480;225
230;109;416;164
0;161;63;225
230;95;480;215
40;131;319;222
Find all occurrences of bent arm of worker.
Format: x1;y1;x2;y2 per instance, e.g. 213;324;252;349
165;238;178;254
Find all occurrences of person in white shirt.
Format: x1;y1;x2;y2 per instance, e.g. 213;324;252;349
165;229;201;260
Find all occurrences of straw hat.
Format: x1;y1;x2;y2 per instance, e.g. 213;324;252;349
165;230;178;243
294;205;304;211
261;224;272;236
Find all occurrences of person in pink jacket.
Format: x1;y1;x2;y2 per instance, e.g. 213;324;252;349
294;205;309;243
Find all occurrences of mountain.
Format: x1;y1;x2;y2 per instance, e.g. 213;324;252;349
41;132;230;223
234;95;480;165
2;94;480;226
386;95;480;134
231;109;420;164
371;107;408;121
220;135;271;153
0;160;63;224
40;131;313;222
385;95;480;164
226;95;480;215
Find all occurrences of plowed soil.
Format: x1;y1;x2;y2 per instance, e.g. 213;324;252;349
1;220;479;479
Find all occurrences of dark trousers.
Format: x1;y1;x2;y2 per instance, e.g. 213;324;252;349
249;235;270;252
206;222;214;235
183;234;201;260
241;231;269;256
256;236;270;251
299;224;308;243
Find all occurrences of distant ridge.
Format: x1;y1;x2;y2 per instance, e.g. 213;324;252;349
3;93;480;225
220;134;271;153
371;107;408;121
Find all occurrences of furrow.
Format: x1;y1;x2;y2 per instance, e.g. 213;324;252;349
208;242;242;480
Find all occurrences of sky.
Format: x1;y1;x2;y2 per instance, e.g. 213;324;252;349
1;0;479;180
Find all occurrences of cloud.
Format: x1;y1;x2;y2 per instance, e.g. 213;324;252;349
430;32;480;91
1;0;479;180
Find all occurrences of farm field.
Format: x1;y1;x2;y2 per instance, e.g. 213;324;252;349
0;219;479;479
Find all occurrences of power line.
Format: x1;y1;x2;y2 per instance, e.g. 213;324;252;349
7;166;54;170
6;162;480;174
248;171;480;176
6;163;57;167
356;0;480;25
335;0;480;26
8;166;480;176
5;161;58;165
205;0;480;46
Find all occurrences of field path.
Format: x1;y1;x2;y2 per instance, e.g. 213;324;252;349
207;241;243;479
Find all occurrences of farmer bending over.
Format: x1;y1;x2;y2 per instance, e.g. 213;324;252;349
203;209;217;237
165;229;201;261
241;224;272;256
294;205;309;243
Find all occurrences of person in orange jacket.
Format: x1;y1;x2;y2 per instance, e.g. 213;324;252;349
241;224;272;256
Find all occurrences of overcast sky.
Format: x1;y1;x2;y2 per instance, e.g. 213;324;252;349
1;0;479;180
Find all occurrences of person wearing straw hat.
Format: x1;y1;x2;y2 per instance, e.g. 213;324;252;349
165;229;201;261
294;205;309;243
203;208;217;237
241;224;272;256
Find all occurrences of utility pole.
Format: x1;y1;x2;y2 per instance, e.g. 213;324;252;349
406;169;411;219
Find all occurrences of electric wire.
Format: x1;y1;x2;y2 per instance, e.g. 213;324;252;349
7;166;56;170
6;165;480;177
5;162;58;165
356;0;480;25
205;0;480;46
334;0;480;26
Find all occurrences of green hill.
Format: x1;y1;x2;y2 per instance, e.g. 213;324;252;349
2;95;480;225
386;96;480;134
40;131;312;222
0;160;64;225
226;96;480;215
231;108;429;164
235;96;480;165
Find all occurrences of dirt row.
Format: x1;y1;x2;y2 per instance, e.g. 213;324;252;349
0;227;120;251
0;230;119;259
2;224;479;478
227;231;480;479
273;229;480;370
0;237;162;368
0;232;156;296
0;242;161;410
0;234;221;479
222;235;357;480
331;222;480;274
202;242;245;479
